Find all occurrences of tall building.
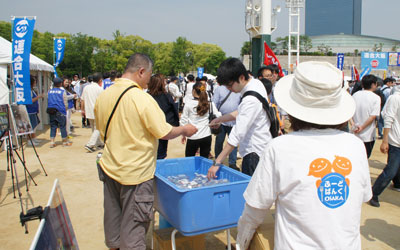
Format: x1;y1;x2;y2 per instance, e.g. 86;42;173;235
305;0;362;36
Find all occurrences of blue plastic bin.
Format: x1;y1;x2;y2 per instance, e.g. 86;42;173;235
154;156;251;236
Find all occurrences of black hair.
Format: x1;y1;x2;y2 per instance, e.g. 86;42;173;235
170;76;178;82
260;78;272;95
267;64;280;75
93;72;103;83
88;75;93;82
187;74;195;82
201;76;208;81
384;77;395;85
289;115;347;131
216;58;249;85
110;70;117;80
361;74;378;90
257;66;268;79
195;77;202;82
103;72;110;79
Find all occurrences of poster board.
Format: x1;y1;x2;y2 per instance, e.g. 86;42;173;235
29;179;79;250
10;104;33;136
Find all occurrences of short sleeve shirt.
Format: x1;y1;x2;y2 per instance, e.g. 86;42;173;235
95;78;172;185
352;90;381;142
244;129;372;250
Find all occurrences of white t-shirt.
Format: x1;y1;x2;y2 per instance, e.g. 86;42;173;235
382;91;400;147
244;129;372;250
352;90;380;142
183;82;195;104
81;82;103;119
180;99;221;140
228;78;271;157
167;83;182;103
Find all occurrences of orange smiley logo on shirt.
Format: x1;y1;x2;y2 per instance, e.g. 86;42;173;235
308;158;332;178
332;155;352;176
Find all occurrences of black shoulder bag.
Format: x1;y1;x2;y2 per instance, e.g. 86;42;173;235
241;90;280;138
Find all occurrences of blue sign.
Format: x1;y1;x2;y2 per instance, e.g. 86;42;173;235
53;38;66;77
317;173;349;209
337;53;344;71
360;67;371;79
361;52;388;70
197;67;204;78
12;17;36;105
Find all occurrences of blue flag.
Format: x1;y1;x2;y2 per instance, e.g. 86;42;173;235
337;53;344;71
53;38;66;77
360;67;371;79
197;67;204;78
12;17;36;105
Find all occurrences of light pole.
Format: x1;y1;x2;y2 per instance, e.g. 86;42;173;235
286;0;304;74
245;0;272;76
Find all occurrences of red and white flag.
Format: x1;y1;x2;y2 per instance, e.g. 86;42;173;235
351;65;360;81
263;42;284;77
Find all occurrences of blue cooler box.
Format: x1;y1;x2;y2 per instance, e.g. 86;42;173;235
154;157;251;236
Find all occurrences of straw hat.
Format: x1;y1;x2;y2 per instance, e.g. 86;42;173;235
274;61;355;125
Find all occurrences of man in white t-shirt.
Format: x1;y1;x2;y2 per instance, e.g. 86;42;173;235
352;74;380;158
81;72;104;152
183;74;195;105
207;58;271;177
370;85;400;207
236;61;372;250
167;76;182;110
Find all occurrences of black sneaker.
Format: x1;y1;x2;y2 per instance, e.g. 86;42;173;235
369;197;380;207
85;145;96;153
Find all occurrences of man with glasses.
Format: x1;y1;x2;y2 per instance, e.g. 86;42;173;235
207;58;272;178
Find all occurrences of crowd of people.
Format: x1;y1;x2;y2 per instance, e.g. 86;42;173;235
26;52;400;249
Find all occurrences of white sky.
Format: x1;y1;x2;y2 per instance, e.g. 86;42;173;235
1;0;399;57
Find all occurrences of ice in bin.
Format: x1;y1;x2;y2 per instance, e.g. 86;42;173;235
154;156;251;236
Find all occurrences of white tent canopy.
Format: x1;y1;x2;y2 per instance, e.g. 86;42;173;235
0;36;54;105
0;36;54;71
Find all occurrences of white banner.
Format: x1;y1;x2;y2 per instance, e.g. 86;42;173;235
0;64;8;105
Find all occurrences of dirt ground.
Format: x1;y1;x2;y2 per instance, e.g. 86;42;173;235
0;112;399;249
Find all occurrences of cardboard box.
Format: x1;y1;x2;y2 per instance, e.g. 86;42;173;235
153;227;205;250
249;210;275;250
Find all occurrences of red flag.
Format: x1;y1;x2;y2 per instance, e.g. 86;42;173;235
263;42;284;77
352;65;360;81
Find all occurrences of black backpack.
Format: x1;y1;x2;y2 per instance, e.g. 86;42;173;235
241;91;280;138
375;86;389;110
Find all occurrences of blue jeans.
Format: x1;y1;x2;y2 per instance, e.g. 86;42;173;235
372;144;400;197
378;115;384;137
49;112;67;139
214;125;237;167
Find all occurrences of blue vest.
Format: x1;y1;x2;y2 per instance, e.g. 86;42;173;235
66;91;74;109
103;78;113;90
48;88;66;115
26;90;39;114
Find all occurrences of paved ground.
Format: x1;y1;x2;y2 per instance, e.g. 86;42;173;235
0;112;399;249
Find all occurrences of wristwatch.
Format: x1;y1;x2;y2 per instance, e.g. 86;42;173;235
212;160;222;167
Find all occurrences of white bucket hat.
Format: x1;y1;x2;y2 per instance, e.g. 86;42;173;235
274;61;355;125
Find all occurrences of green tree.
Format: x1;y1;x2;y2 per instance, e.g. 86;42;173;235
300;35;312;53
170;37;191;75
240;41;251;57
0;21;12;41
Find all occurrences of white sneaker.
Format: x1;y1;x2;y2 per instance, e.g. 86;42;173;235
392;185;400;192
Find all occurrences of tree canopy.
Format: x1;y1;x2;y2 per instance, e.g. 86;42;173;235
0;21;226;77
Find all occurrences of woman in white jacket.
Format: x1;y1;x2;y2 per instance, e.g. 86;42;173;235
180;82;221;158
